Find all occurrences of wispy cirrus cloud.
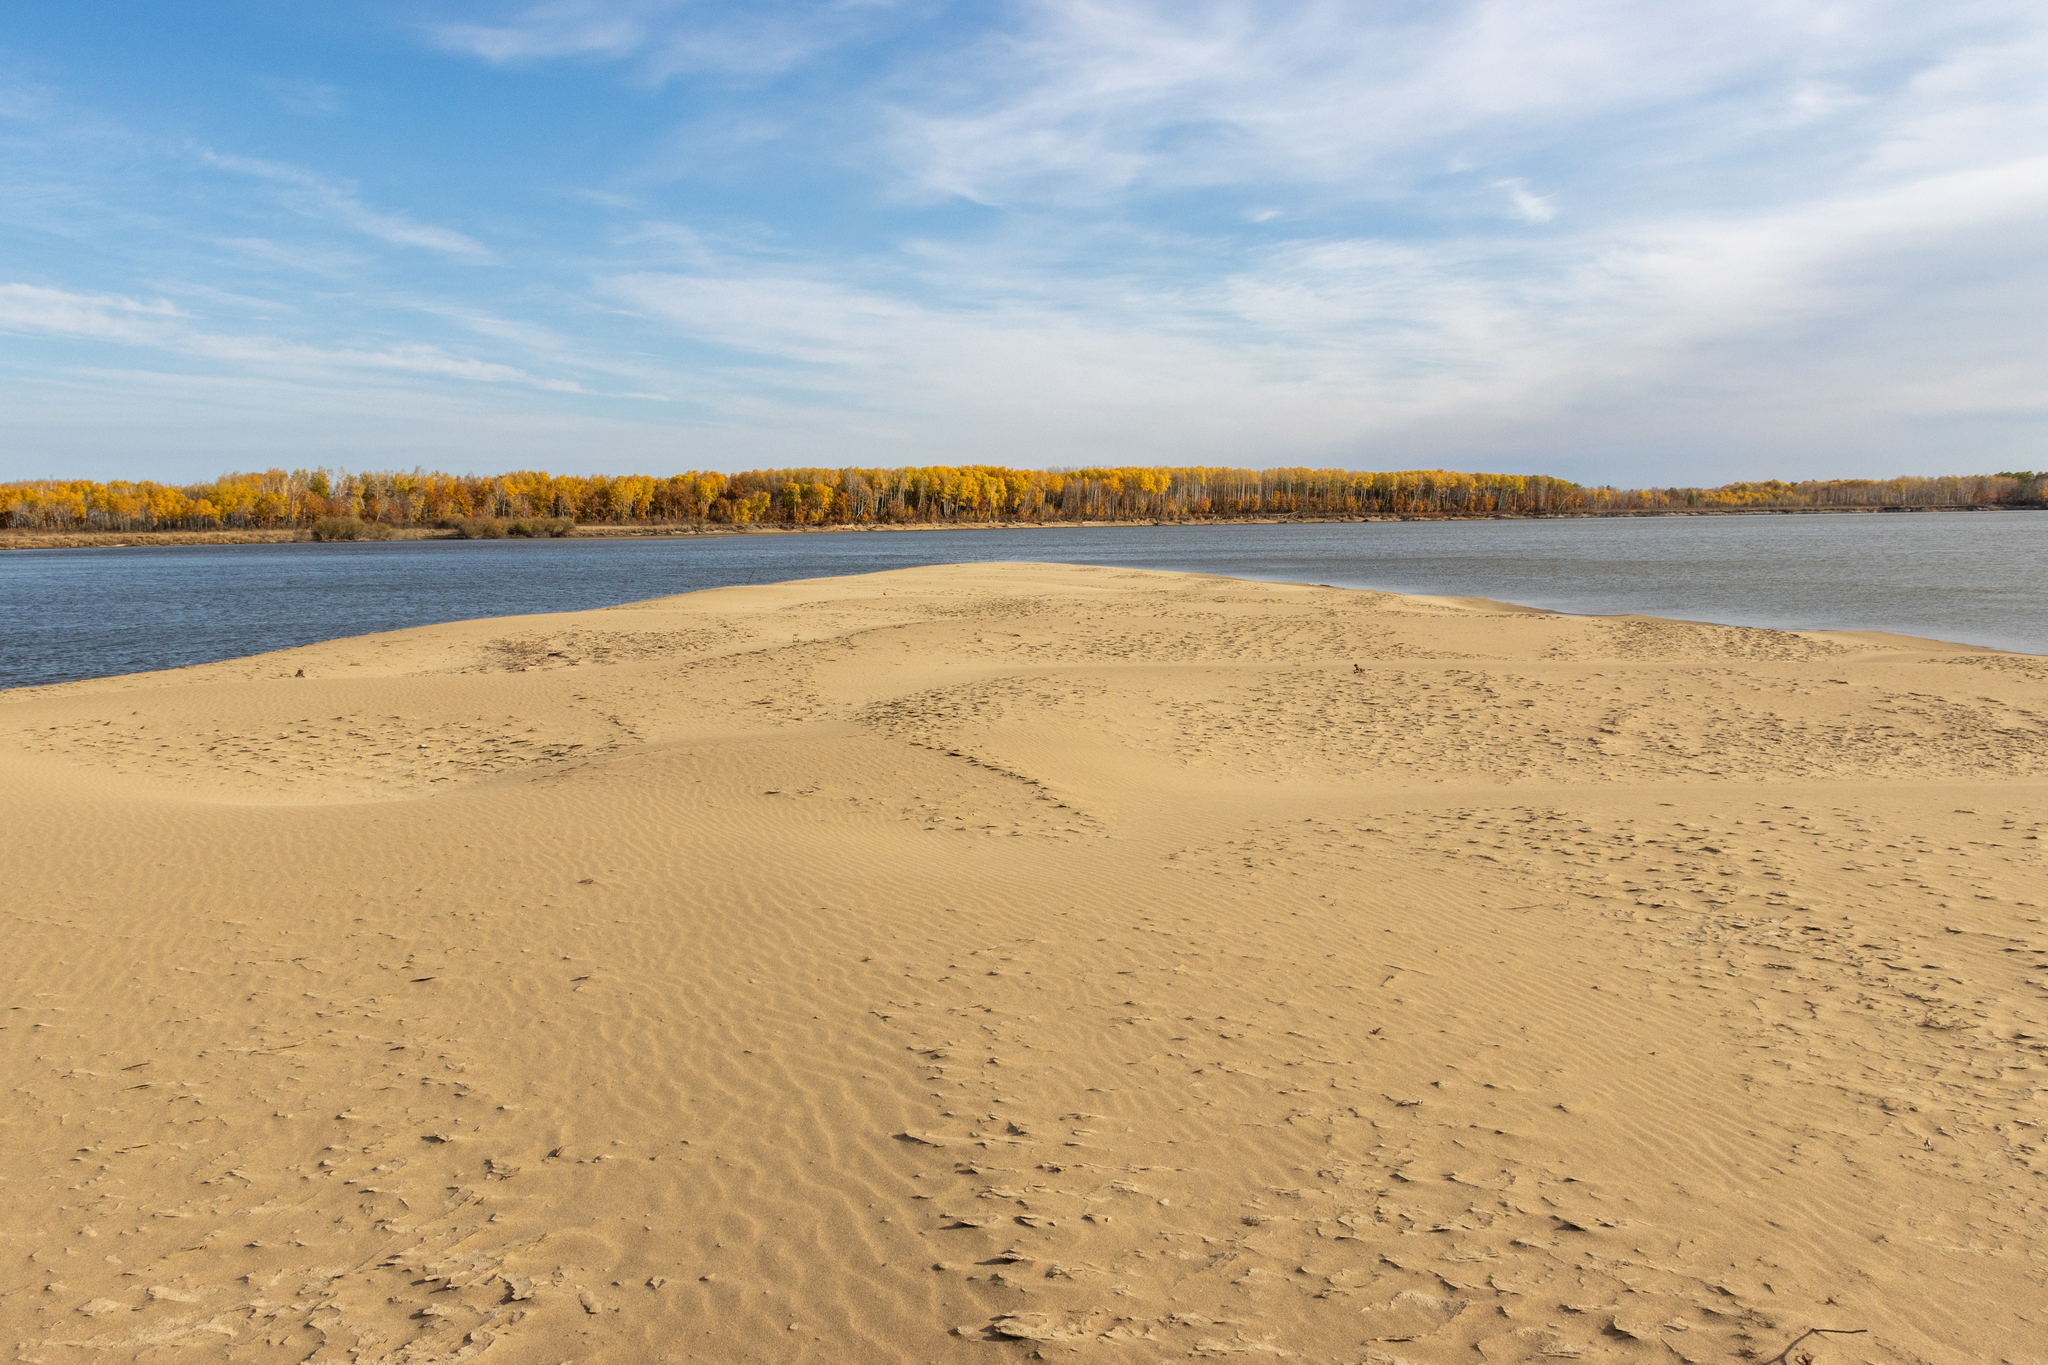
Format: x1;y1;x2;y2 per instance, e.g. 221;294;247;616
427;0;870;79
0;284;183;343
197;149;492;258
0;282;590;392
255;77;346;116
877;0;2034;212
593;122;2048;468
432;1;650;65
215;237;366;277
1494;179;1556;223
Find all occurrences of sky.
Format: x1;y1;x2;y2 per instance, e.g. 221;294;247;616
2;1;2045;485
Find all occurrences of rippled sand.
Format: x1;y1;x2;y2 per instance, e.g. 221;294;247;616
3;563;2043;1365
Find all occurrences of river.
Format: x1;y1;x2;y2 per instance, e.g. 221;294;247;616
3;512;2041;688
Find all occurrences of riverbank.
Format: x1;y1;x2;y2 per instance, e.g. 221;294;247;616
3;501;2034;550
3;563;2041;1362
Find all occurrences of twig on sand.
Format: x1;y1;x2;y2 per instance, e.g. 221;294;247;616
1760;1326;1869;1364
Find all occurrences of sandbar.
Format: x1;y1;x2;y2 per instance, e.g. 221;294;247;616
3;563;2042;1364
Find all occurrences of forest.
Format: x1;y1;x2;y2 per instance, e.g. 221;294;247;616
3;464;2042;533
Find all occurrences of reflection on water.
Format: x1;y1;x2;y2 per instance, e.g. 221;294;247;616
3;511;2042;688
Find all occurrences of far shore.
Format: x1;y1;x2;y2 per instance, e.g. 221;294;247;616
2;500;2035;551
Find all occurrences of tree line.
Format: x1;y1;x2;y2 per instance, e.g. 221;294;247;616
3;464;2042;533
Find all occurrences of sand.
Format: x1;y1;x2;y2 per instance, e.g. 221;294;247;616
2;562;2043;1365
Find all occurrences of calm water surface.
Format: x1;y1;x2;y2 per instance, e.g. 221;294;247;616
3;512;2041;688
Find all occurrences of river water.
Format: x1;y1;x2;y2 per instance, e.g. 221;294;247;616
3;512;2042;688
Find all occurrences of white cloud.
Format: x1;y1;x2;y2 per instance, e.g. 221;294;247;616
0;365;691;480
433;3;649;65
198;149;492;259
256;77;345;116
1494;179;1555;223
195;335;587;390
0;82;50;121
216;237;365;276
571;187;640;209
0;282;595;394
331;201;490;258
608;271;922;368
877;0;2020;209
428;0;861;79
587;118;2048;473
0;283;183;343
148;280;298;315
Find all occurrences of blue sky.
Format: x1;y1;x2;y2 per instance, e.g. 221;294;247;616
3;1;2044;484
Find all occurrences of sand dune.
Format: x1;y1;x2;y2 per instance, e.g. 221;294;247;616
2;563;2043;1365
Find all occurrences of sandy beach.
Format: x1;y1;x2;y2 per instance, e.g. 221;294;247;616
2;562;2043;1365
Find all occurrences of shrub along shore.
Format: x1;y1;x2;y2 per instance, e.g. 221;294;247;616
2;502;2041;550
4;464;2043;542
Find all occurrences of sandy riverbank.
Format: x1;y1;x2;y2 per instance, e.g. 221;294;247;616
2;563;2043;1365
